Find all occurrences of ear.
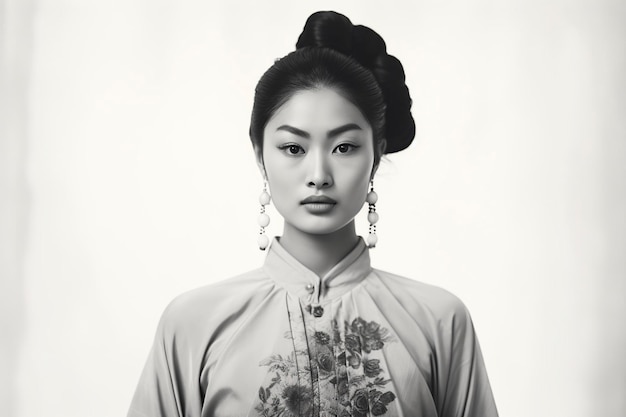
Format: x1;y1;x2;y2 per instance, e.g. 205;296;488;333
370;139;387;179
378;138;387;156
254;146;267;180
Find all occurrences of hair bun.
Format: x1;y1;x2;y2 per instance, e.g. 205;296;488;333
296;11;353;55
296;11;415;153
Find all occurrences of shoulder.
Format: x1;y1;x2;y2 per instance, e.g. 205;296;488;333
369;268;473;326
157;267;273;337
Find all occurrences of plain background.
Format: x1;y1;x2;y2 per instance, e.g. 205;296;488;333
1;1;625;416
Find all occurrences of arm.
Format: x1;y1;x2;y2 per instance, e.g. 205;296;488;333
437;301;499;417
127;302;198;417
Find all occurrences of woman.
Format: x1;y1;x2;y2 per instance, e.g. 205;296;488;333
128;11;498;417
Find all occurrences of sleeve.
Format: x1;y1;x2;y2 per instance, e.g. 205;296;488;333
437;301;499;417
127;304;198;417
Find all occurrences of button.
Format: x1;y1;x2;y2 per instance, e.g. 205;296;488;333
312;305;324;318
305;283;315;294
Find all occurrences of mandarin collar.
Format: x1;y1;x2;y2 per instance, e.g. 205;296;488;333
263;237;372;304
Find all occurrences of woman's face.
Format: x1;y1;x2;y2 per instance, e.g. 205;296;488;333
261;88;376;236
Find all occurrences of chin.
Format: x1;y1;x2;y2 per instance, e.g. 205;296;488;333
290;217;354;236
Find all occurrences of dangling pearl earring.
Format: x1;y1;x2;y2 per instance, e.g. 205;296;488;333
366;180;379;248
258;181;271;250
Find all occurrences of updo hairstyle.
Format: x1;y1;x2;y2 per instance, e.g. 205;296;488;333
249;11;415;168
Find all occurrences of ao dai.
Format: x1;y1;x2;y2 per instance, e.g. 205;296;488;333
128;238;498;417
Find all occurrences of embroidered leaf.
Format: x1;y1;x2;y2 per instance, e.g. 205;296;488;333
259;354;283;367
254;402;273;417
368;388;383;403
371;376;391;387
268;372;281;389
259;354;293;373
378;327;397;344
258;386;267;403
371;402;388;416
380;391;396;404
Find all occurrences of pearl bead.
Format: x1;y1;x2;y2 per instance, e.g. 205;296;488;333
366;190;378;204
366;234;378;248
259;190;271;206
257;213;270;227
258;234;269;250
367;212;379;224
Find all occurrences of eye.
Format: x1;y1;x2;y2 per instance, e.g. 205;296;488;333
334;143;359;154
278;143;305;155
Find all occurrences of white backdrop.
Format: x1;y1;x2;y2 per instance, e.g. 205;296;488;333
1;1;625;416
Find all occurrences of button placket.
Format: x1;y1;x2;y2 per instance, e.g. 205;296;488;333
304;278;325;317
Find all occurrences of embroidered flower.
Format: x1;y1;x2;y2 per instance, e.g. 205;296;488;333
317;352;335;374
314;331;331;345
347;353;361;369
352;388;370;417
363;337;384;353
363;359;383;378
364;321;381;336
351;318;387;353
258;316;396;416
281;384;313;416
337;376;349;396
345;334;361;352
350;318;367;334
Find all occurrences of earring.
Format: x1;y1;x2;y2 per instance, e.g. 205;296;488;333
366;181;379;248
258;181;271;250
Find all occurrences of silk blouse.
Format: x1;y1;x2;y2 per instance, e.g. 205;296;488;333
128;238;498;417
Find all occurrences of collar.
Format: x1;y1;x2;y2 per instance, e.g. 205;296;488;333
263;237;372;304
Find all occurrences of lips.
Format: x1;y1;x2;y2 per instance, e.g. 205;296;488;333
301;195;337;205
301;195;337;214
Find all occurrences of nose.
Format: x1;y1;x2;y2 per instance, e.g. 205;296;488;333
306;149;333;189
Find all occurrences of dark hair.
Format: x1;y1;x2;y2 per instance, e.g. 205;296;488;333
249;11;415;167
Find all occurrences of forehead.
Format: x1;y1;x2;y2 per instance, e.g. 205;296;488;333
266;88;371;132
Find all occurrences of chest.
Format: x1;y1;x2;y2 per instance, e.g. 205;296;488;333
201;291;439;417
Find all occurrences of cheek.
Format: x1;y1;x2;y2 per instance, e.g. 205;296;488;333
349;176;370;205
338;161;372;206
267;172;293;200
347;152;374;183
263;156;299;208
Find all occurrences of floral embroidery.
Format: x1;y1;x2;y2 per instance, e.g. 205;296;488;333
255;353;314;417
255;315;397;416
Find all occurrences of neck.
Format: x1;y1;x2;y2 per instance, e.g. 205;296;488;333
279;221;359;277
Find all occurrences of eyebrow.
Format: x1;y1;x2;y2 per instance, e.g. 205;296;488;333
328;123;363;138
275;123;363;139
276;125;310;138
